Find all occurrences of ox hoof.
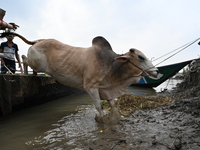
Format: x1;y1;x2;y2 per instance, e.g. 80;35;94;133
95;108;121;125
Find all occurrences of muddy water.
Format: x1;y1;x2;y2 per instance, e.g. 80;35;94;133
0;79;180;150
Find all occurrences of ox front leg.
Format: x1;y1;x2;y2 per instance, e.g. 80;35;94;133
86;88;121;124
107;98;121;124
86;88;104;121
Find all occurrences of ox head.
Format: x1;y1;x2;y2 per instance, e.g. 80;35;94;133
115;48;159;78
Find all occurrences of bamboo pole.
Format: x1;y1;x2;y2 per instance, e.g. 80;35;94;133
3;64;14;74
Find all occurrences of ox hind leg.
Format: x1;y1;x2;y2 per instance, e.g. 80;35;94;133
22;55;37;76
22;55;28;75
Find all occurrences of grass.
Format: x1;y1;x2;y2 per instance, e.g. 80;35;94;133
102;93;173;116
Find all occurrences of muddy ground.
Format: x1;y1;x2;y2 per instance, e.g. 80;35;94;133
79;95;200;150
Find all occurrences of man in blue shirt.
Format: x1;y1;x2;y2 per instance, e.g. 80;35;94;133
0;34;22;74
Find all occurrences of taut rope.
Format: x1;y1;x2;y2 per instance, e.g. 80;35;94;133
153;38;200;66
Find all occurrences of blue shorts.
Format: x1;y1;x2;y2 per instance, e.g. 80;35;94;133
1;58;16;74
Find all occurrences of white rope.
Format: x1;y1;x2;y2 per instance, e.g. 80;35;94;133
153;38;200;66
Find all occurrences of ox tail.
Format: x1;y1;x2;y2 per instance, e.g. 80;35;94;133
0;32;36;45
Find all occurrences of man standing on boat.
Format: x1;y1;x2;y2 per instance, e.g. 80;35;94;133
0;8;22;74
0;34;22;74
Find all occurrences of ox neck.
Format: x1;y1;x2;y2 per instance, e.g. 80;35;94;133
111;60;142;80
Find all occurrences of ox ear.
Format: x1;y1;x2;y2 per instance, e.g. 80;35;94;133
92;36;113;51
115;55;130;62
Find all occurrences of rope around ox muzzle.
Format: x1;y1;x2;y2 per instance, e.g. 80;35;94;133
128;60;157;77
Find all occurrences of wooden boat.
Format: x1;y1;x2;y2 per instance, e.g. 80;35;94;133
132;59;193;88
0;75;82;115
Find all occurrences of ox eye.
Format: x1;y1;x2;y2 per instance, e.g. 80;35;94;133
138;55;145;61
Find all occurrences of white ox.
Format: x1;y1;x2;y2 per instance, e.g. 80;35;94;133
9;33;159;124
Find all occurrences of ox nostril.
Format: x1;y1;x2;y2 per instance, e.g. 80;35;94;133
155;70;159;76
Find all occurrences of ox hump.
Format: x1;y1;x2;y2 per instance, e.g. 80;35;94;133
92;36;113;51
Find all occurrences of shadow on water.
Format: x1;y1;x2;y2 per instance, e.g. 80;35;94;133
0;79;181;150
128;86;157;96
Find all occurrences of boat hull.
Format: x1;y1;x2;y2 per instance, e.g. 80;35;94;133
0;75;82;115
132;60;193;88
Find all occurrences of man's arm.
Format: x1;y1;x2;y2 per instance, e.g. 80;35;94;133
0;20;19;30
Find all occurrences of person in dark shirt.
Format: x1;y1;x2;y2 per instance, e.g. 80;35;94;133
0;34;22;74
